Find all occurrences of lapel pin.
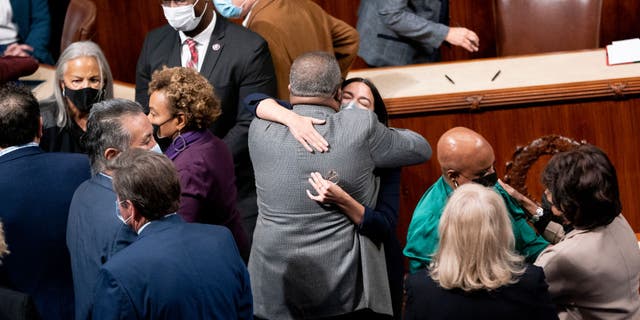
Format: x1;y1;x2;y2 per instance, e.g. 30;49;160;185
212;43;221;51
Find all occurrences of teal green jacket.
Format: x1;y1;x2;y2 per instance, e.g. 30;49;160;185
404;176;549;273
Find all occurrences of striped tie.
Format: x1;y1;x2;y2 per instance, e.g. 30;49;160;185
185;38;198;70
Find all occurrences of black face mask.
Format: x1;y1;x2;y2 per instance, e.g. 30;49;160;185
540;195;554;217
472;171;498;187
152;124;173;151
64;86;102;113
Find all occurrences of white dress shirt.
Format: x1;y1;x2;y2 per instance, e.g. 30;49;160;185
177;11;217;72
0;0;18;45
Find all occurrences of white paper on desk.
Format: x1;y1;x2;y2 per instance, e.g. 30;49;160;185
606;38;640;65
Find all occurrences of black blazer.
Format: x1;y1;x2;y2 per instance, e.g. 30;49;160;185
404;265;558;320
136;17;277;232
136;17;276;159
0;287;39;320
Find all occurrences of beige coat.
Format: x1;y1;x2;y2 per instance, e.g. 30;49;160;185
245;0;359;99
535;215;640;320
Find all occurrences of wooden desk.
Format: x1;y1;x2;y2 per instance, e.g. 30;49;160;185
21;64;136;101
348;49;640;247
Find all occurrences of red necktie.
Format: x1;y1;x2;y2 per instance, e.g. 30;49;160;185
185;38;198;70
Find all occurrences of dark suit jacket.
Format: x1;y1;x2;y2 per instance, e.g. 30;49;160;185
136;16;277;238
91;215;252;319
0;287;39;320
0;146;90;320
8;0;54;64
404;265;558;320
66;173;137;320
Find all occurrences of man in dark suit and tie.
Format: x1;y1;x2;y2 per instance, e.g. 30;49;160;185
0;83;91;320
66;99;160;320
91;148;252;319
136;0;277;244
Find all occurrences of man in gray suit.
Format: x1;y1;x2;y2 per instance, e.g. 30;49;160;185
248;51;432;319
357;0;479;66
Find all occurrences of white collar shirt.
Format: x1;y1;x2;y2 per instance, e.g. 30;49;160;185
178;11;217;72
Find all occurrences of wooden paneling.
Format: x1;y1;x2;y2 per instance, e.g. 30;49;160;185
388;95;640;249
74;0;640;82
600;0;640;45
441;0;496;61
312;0;359;27
444;0;640;61
92;0;166;83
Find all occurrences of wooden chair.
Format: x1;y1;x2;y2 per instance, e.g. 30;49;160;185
60;0;97;54
503;135;586;200
494;0;603;56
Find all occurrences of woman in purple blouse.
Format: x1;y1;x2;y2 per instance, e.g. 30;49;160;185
147;66;249;261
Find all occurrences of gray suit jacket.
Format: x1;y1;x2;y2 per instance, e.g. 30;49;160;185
357;0;449;66
535;215;640;320
248;105;431;319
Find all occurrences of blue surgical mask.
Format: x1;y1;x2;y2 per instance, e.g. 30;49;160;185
214;0;246;18
149;143;163;154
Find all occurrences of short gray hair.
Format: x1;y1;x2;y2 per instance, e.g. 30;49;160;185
289;51;341;98
51;41;114;128
83;99;144;174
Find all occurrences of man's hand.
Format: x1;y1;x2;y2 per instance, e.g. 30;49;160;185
445;27;479;52
3;43;34;58
284;114;328;153
498;179;538;215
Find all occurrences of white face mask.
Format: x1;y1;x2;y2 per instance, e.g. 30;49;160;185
213;0;247;19
162;0;208;32
115;200;132;225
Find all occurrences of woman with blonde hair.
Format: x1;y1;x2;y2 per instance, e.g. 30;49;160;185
404;183;557;319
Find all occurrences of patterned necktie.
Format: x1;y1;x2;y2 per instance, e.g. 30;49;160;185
185;38;198;70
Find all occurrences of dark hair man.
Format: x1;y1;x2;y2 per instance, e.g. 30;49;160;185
0;83;90;319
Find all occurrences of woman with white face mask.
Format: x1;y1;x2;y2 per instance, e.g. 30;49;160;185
39;41;113;153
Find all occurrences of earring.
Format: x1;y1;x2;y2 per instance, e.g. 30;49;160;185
173;131;187;152
453;180;459;188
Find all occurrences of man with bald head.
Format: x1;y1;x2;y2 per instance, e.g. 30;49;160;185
404;127;549;273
